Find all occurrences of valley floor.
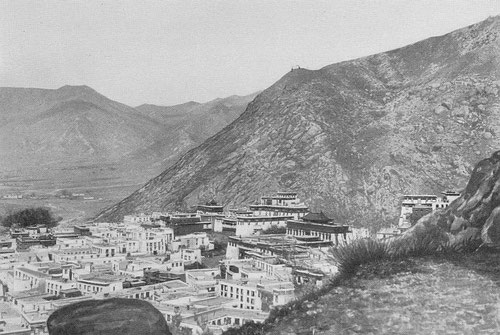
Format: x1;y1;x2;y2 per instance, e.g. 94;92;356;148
265;250;500;335
0;163;153;223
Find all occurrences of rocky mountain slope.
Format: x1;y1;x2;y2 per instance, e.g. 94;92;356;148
0;86;256;190
96;16;500;227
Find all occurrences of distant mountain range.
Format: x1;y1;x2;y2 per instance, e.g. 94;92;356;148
96;16;500;229
0;85;258;180
133;94;259;165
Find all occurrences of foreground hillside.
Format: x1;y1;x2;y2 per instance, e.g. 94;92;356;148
97;16;500;226
256;252;500;335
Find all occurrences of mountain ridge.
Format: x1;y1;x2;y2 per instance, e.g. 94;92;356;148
0;85;259;210
95;16;500;227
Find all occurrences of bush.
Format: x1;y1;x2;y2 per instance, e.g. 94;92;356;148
1;207;60;228
331;238;392;275
331;225;449;275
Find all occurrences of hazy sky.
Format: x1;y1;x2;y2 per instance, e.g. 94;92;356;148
1;1;500;106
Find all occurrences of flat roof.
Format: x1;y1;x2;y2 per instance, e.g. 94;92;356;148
50;296;94;308
46;277;73;283
22;309;54;323
414;204;433;209
92;243;120;247
236;215;293;220
249;204;308;210
164;280;189;289
0;323;34;333
0;302;21;318
0;249;15;254
16;267;51;278
220;278;283;288
78;274;126;284
192;296;233;307
9;290;52;300
207;307;268;320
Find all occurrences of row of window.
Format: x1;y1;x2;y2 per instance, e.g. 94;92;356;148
78;284;117;292
57;253;113;261
219;292;257;308
58;249;91;255
221;285;255;296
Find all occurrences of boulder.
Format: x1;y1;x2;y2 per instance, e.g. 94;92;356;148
433;105;448;115
415;143;430;154
441;100;453;110
483;132;493;139
452;105;469;117
478;97;489;104
47;298;172;335
485;85;498;95
450;216;469;232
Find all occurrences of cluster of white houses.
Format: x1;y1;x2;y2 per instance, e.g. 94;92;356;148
0;192;365;334
0;190;456;334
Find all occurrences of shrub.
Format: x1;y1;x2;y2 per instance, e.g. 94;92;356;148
331;238;392;275
331;225;450;275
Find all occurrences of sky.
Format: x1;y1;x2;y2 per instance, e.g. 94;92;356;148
1;1;500;107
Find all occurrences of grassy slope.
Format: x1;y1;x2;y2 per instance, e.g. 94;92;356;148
264;252;500;334
223;233;499;335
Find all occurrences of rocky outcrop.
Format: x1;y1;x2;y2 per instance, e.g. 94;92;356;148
96;16;500;229
410;150;500;247
47;298;171;335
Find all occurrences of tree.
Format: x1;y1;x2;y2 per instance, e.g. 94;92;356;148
1;207;60;228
